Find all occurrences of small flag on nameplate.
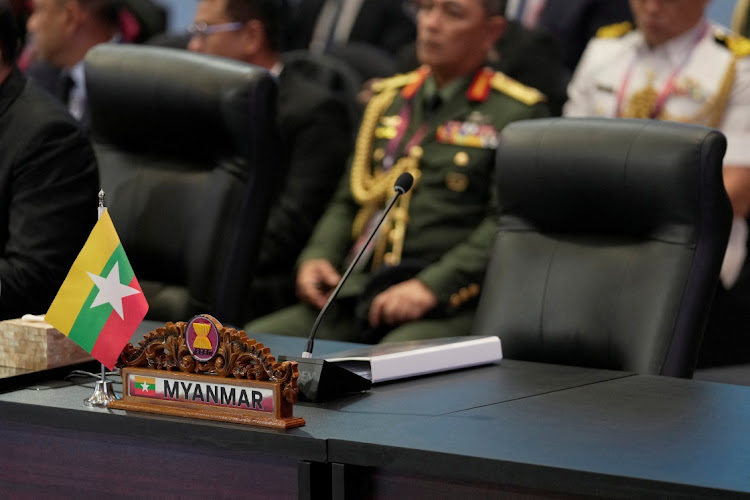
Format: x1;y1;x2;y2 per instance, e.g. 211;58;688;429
132;376;156;396
45;209;148;370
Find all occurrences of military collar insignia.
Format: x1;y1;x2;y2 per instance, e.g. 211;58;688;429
398;65;496;102
401;66;431;99
466;67;495;102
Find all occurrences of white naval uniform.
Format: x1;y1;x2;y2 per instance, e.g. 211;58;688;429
564;20;750;288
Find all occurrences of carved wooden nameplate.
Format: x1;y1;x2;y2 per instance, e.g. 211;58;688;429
108;315;304;429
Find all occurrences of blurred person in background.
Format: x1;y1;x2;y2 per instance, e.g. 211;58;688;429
506;0;633;78
564;0;750;367
247;0;549;343
25;0;122;128
188;0;354;320
286;0;416;55
0;0;99;319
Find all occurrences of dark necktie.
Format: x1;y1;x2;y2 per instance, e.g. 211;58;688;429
310;0;343;52
424;93;442;119
59;74;75;106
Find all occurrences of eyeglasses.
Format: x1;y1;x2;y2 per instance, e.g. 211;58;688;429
186;21;244;37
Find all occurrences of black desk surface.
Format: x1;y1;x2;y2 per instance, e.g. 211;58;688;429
2;325;750;498
326;374;750;498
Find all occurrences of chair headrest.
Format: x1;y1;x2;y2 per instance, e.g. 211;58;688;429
496;118;728;242
85;44;277;161
282;49;362;98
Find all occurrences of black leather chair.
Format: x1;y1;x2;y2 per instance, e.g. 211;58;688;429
327;42;397;82
85;44;283;326
144;32;190;49
472;118;732;378
282;49;363;126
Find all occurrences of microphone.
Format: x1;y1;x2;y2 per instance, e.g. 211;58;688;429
279;172;415;401
303;171;414;358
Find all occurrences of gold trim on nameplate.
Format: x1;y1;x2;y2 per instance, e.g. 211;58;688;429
108;315;304;429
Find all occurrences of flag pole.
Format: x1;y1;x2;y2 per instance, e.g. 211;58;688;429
83;189;119;407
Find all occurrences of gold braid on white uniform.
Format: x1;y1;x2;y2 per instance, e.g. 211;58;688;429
623;35;742;127
661;57;736;128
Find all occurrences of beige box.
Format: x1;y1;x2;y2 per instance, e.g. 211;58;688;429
0;318;94;370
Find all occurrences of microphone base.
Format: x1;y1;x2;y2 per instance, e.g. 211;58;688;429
279;355;372;402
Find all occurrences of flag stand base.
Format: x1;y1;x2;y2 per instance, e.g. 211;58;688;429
83;380;119;407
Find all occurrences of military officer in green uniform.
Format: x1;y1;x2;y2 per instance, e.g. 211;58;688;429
247;0;549;343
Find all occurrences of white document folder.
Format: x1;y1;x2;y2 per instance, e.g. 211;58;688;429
323;336;502;383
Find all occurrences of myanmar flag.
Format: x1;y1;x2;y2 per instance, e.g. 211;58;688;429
46;209;148;370
133;376;156;396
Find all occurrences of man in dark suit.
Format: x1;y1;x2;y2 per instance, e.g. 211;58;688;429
25;0;122;129
286;0;416;55
494;18;566;115
0;0;99;318
530;0;633;76
188;0;354;319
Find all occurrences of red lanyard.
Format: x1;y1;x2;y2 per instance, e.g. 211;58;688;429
615;22;708;118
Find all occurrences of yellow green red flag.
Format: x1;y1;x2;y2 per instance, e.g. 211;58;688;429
132;376;156;396
45;210;148;369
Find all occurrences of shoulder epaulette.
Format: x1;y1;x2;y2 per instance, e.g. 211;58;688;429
490;72;546;106
371;71;422;93
714;30;750;58
596;21;634;39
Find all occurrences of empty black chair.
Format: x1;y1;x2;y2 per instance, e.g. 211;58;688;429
473;118;732;378
85;44;283;326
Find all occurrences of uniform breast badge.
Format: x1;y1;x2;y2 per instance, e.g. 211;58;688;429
622;72;658;119
436;120;499;149
108;314;305;429
680;77;706;102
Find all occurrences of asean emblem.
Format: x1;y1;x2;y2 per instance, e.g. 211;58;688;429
185;315;220;362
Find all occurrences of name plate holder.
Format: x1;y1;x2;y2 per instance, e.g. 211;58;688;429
108;315;304;429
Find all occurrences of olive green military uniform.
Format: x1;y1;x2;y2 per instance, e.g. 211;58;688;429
247;66;549;343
